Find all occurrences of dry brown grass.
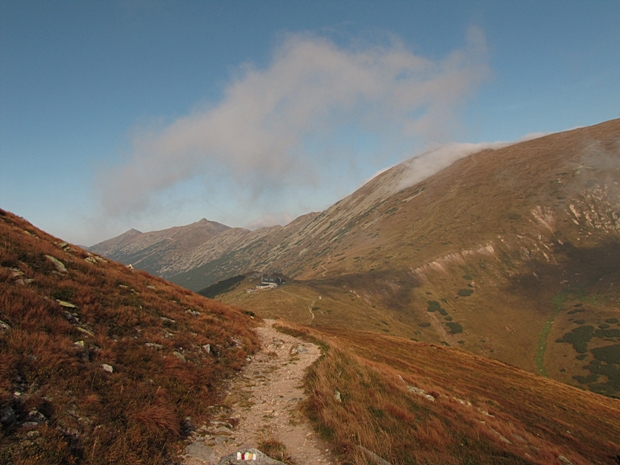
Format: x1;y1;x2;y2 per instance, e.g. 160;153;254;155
275;321;620;465
0;208;260;464
257;438;295;464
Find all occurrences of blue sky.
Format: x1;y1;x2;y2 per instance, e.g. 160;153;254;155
1;1;619;246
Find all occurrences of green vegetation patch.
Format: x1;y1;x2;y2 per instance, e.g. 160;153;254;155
580;357;620;396
457;288;473;297
568;309;585;315
418;322;431;328
595;328;620;338
605;318;619;324
555;326;594;353
591;344;620;364
446;322;463;334
574;319;586;325
426;300;441;312
573;373;599;384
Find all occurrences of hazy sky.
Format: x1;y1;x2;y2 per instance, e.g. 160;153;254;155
1;1;619;245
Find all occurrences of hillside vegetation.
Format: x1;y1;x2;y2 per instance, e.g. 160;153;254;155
210;119;620;398
0;209;258;464
91;119;620;398
275;321;620;465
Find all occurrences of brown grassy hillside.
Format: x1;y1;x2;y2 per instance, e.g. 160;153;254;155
214;119;620;398
0;209;258;464
275;321;620;465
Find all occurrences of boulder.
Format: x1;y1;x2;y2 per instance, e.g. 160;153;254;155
45;255;67;273
185;441;217;463
218;448;286;465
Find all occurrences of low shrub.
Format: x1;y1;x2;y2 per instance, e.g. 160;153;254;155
591;344;620;364
446;322;463;334
556;326;594;353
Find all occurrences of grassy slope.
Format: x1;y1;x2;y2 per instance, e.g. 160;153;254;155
0;208;259;464
276;321;620;465
215;120;620;397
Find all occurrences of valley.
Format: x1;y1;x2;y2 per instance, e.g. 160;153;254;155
4;119;619;464
94;119;620;399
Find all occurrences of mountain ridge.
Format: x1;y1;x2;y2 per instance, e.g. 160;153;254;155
92;118;620;398
89;217;230;278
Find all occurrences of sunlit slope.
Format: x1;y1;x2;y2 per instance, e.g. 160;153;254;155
89;218;230;279
277;321;620;465
214;119;620;397
0;208;258;464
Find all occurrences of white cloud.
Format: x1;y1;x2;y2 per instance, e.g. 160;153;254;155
246;212;295;230
393;141;512;194
98;28;491;221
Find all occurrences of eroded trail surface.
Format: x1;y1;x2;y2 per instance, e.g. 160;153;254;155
184;319;334;465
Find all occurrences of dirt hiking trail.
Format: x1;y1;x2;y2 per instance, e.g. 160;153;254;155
184;319;335;465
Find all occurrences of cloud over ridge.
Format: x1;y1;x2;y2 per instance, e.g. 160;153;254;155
99;28;490;221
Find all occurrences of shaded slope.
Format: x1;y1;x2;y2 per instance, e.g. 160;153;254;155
0;208;258;464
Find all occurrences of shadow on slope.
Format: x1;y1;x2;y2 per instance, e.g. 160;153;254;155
506;239;620;398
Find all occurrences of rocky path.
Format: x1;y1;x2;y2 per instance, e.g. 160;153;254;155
183;319;334;465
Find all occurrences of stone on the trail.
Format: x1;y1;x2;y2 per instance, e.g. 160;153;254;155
101;364;114;373
290;344;308;355
218;448;286;465
209;425;233;435
45;255;67;273
185;441;217;462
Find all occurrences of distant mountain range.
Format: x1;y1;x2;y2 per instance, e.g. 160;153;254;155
91;118;620;398
89;218;230;280
3;120;620;463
